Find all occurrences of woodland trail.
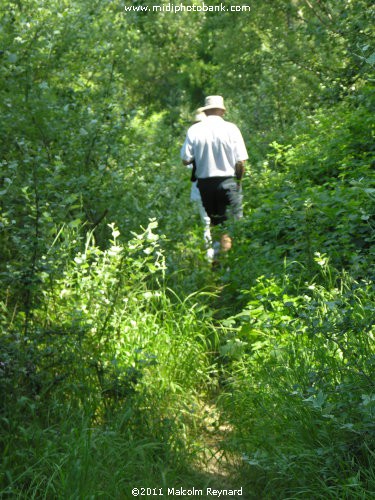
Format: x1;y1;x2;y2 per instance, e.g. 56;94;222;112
188;399;248;500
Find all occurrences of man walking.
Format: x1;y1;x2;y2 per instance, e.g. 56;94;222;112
180;95;248;259
187;111;214;261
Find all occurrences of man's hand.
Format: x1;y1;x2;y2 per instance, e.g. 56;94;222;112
234;161;245;181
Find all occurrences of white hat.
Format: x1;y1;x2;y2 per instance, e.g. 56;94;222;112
200;95;226;111
194;111;206;122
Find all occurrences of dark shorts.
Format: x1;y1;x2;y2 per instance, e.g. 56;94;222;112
197;177;243;226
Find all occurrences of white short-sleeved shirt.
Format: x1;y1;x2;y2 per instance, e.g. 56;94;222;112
180;115;248;179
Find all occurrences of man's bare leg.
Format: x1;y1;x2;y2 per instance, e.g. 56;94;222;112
220;233;232;252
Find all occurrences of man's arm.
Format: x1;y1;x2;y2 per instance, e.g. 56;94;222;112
181;129;194;166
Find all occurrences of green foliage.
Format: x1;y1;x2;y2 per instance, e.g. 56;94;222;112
212;86;375;495
218;265;375;497
1;220;219;494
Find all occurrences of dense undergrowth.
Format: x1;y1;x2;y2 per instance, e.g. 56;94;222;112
1;220;221;497
213;95;375;498
1;93;374;498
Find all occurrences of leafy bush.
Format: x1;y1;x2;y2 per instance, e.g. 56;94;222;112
0;220;219;495
218;255;375;497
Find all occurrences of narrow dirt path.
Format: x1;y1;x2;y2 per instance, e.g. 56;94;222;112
189;401;248;500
